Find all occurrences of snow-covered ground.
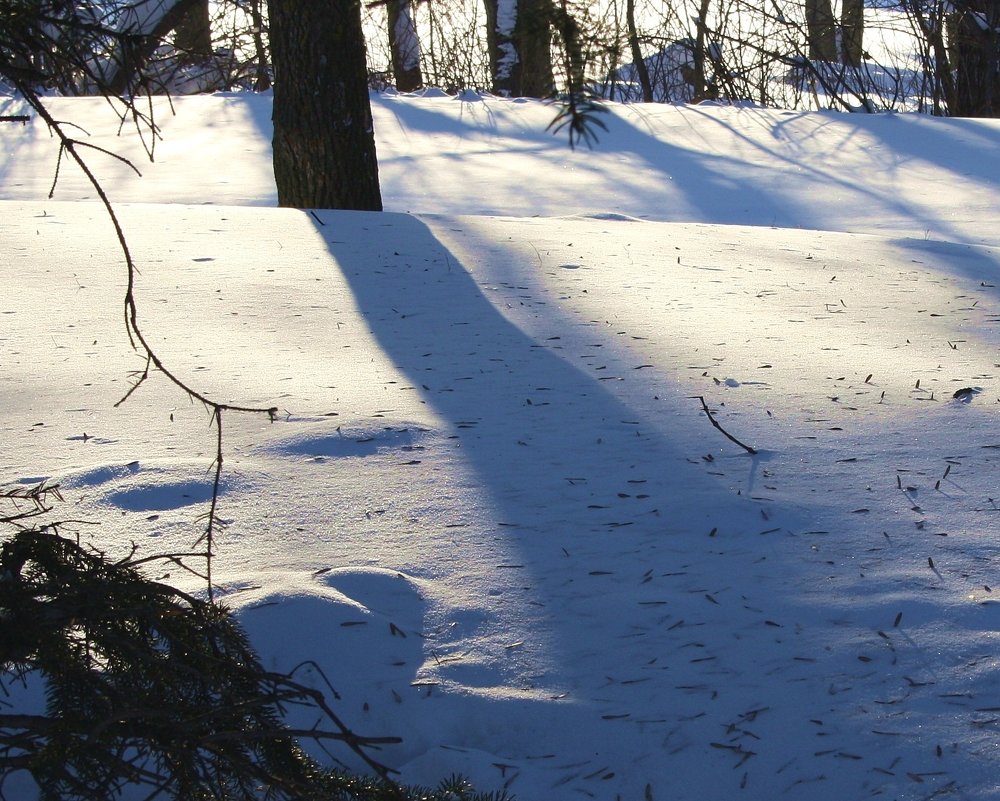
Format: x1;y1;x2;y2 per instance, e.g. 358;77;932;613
3;92;1000;800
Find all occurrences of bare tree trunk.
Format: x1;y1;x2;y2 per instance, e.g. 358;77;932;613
625;0;653;101
840;0;864;65
484;0;554;97
514;0;554;96
387;0;423;91
952;0;1000;115
803;0;838;61
249;0;270;91
905;0;955;114
484;0;515;94
267;0;382;210
692;0;714;100
173;0;212;64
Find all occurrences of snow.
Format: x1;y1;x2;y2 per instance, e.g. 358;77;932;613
3;92;1000;800
114;0;185;37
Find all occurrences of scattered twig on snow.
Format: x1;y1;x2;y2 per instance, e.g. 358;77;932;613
693;396;758;455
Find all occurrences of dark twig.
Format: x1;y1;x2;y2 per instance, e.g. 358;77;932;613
0;483;63;525
11;76;278;598
693;395;758;455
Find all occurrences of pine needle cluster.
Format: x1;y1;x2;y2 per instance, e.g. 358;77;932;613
0;526;509;801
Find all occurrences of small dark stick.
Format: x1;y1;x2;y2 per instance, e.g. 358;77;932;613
694;396;758;455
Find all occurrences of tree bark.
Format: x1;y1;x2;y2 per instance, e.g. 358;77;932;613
952;0;1000;116
387;0;423;92
803;0;838;61
840;0;864;65
484;0;516;94
513;0;554;97
625;0;653;102
266;0;382;210
173;0;212;64
484;0;554;97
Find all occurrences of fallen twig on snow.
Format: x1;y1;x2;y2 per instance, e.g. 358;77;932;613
693;396;758;455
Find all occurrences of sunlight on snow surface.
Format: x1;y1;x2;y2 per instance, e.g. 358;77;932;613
3;93;1000;800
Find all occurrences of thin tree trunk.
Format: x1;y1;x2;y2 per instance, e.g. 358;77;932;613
906;0;955;114
692;0;713;100
267;0;382;210
625;0;653;102
249;0;270;91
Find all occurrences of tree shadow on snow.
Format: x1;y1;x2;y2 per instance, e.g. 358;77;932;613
305;209;956;800
374;95;997;246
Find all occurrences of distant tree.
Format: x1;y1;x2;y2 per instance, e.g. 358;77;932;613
484;0;555;97
172;0;213;65
387;0;424;91
690;0;716;100
267;0;383;209
803;0;838;61
625;0;653;102
802;0;865;65
840;0;865;65
103;0;209;94
950;0;1000;115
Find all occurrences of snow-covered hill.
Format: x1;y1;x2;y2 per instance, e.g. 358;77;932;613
3;92;1000;800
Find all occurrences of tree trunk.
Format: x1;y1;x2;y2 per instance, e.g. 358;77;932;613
692;0;714;100
803;0;838;61
173;0;212;64
387;0;423;92
625;0;653;102
840;0;865;65
266;0;382;210
484;0;554;97
513;0;554;97
484;0;517;94
952;0;1000;116
249;0;271;91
